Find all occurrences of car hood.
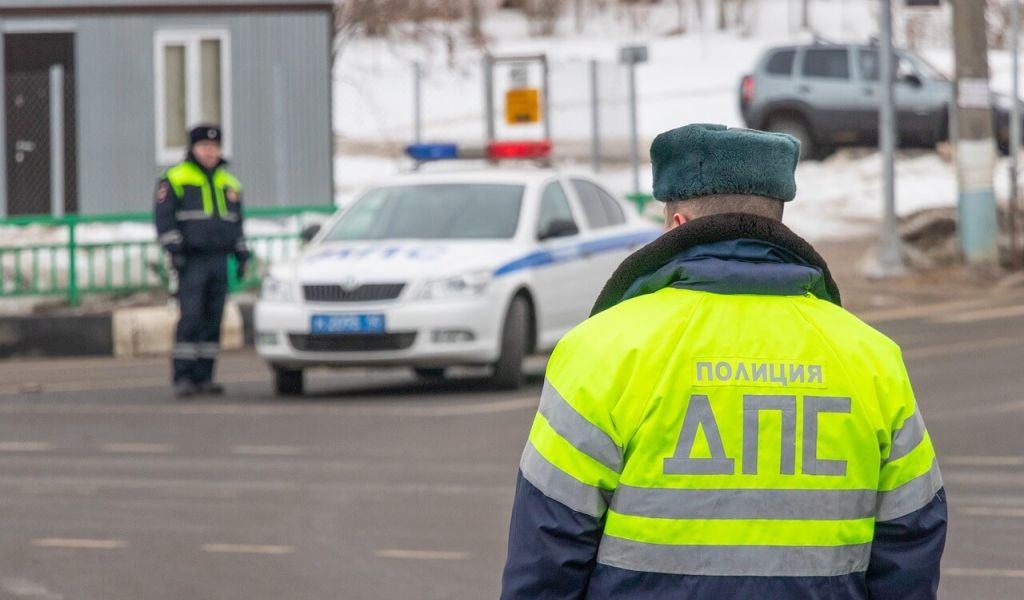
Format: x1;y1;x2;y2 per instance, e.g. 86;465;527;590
277;240;527;284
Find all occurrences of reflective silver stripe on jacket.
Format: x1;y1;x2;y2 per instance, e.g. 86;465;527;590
520;441;611;518
610;485;876;521
597;535;872;577
158;230;183;245
176;210;211;221
220;213;240;223
876;459;943;522
883;411;927;465
538;380;623;472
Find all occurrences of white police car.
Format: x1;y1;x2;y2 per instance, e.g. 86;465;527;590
255;142;660;395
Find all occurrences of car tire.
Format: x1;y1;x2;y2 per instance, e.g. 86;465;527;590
767;115;817;161
413;367;446;380
273;366;304;396
491;297;529;390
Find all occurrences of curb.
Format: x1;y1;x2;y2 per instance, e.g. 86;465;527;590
0;302;256;360
0;314;115;359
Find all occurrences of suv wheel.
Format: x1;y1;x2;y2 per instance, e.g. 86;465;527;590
767;115;817;160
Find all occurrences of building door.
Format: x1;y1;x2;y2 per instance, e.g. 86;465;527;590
4;33;77;215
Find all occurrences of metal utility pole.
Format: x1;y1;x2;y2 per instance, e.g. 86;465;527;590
413;61;423;144
875;0;904;276
1011;0;1022;269
953;0;1000;267
801;0;810;30
620;46;649;195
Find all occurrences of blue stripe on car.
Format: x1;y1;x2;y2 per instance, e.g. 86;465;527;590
494;230;659;277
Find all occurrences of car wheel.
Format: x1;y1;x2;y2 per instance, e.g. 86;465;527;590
491;297;529;390
273;366;304;396
413;367;446;380
767;115;816;160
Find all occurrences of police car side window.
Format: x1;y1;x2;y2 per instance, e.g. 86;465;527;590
572;179;620;229
538;182;577;237
594;185;626;226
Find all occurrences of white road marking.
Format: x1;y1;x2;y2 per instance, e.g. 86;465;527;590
230;445;306;456
0;577;64;599
901;336;1024;360
958;506;1024;518
201;544;295;555
945;567;1024;578
374;549;470;560
99;443;176;454
931;303;1024;324
944;456;1024;467
0;442;53;452
32;538;128;550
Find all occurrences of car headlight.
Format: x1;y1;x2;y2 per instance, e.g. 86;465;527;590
416;269;492;301
260;275;295;302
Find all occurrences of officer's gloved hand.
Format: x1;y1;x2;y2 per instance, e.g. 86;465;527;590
236;260;248;281
171;253;187;271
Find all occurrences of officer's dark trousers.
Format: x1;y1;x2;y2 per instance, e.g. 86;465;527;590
173;253;228;384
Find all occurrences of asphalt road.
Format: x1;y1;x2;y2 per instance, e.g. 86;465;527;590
0;291;1023;599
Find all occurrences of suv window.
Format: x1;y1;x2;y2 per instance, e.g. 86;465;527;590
858;49;915;83
765;50;796;76
538;182;577;238
571;179;625;229
802;48;850;80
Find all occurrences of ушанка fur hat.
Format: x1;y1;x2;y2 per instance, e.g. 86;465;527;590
651;124;800;203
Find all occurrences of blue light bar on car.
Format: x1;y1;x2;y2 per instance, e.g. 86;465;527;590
405;143;459;161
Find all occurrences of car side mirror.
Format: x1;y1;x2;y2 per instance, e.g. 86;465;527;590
539;219;579;241
300;224;321;244
900;72;923;88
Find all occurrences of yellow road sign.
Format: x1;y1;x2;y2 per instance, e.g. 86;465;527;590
505;88;541;125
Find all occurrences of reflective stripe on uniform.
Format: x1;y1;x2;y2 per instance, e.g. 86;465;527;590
884;410;927;465
876;458;943;521
173;343;199;359
538;380;622;472
596;535;872;577
610;485;876;521
520;441;611;518
159;230;183;244
176;210;212;221
196;343;220;359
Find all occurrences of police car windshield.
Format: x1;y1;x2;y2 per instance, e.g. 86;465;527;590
324;184;524;241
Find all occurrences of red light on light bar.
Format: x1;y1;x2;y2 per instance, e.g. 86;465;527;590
487;140;553;160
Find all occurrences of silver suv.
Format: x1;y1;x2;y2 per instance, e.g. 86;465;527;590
739;41;1019;159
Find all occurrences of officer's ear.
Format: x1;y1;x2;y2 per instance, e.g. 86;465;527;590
663;202;689;232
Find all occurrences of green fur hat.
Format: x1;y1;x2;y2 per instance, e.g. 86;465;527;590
650;124;800;203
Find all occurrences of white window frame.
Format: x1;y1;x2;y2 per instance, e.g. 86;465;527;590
154;29;232;165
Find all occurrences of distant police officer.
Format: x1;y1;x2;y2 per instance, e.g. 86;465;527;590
155;125;249;398
502;124;946;599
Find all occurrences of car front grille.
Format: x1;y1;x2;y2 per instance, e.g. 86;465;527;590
303;283;405;303
288;333;417;353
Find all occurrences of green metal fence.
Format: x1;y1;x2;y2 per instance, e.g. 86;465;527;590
0;205;336;306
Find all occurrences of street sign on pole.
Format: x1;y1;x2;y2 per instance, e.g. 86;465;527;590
505;88;541;125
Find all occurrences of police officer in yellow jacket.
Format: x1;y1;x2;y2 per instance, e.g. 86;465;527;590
155;125;248;398
501;124;946;599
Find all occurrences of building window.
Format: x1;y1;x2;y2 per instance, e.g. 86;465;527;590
155;30;231;164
